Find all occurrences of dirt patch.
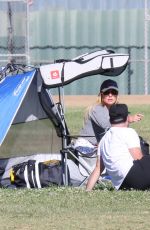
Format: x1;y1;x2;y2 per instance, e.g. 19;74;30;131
53;95;150;107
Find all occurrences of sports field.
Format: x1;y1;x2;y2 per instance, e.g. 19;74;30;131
63;95;150;107
0;98;150;230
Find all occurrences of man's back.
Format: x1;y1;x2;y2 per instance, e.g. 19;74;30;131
99;127;140;189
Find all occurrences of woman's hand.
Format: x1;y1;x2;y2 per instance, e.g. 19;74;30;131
128;114;144;123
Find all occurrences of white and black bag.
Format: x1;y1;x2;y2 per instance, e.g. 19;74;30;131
10;160;70;188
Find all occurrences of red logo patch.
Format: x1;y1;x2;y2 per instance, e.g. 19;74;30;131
50;70;60;79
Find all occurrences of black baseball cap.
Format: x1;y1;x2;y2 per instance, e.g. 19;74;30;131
109;104;130;124
100;79;118;93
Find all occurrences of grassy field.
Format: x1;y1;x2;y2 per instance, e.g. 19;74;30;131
0;105;150;230
66;105;150;143
1;187;150;230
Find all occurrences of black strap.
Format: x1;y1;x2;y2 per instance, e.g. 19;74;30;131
91;119;106;142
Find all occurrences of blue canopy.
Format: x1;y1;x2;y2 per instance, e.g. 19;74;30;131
0;70;36;145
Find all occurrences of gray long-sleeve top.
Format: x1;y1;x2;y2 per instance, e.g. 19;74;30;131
79;104;111;145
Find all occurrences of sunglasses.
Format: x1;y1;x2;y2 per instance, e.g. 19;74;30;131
103;89;118;96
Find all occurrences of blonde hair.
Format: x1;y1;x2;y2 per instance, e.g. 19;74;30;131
84;95;102;122
84;94;118;122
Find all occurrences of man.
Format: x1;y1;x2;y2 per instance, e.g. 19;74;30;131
86;103;150;191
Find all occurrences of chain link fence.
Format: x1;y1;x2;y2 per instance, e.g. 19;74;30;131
0;0;29;65
0;0;150;95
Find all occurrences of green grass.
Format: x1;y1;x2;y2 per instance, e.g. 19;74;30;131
66;105;150;143
65;107;85;134
0;187;150;230
0;105;150;230
128;105;150;142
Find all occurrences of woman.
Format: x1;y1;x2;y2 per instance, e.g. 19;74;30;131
73;79;143;153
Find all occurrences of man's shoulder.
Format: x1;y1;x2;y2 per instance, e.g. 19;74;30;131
126;127;138;134
110;127;136;131
110;127;138;136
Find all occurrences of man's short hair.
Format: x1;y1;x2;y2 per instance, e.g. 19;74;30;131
109;104;130;124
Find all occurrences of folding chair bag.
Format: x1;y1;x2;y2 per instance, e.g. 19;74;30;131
10;160;70;188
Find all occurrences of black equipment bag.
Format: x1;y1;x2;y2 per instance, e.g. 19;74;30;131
10;160;70;188
139;136;149;156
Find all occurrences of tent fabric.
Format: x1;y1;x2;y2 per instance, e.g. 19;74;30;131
0;70;36;146
13;71;47;124
0;69;62;157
